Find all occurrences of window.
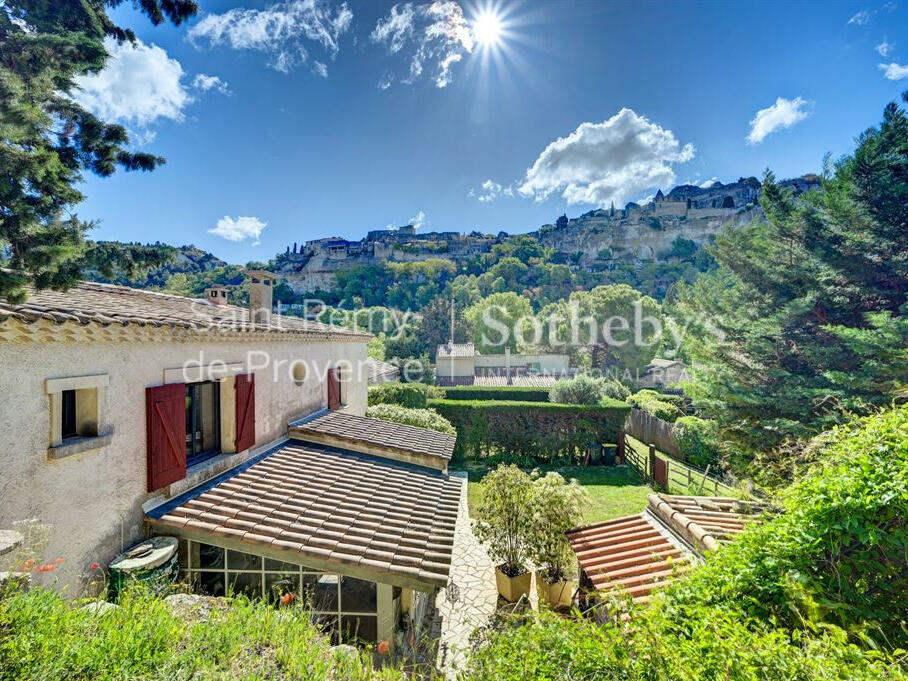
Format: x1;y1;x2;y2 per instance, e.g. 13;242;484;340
180;541;381;644
61;389;77;439
185;382;220;466
45;374;110;458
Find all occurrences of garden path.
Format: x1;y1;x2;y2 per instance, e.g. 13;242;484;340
435;471;498;679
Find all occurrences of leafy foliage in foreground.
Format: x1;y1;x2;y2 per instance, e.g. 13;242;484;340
0;588;405;681
466;405;908;680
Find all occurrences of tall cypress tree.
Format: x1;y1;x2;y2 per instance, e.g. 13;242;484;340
673;92;908;468
0;0;197;303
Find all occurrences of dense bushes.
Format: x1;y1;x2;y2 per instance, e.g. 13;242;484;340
673;415;721;468
464;406;908;679
366;382;442;409
0;588;404;680
441;386;550;402
429;398;630;462
627;389;683;422
549;375;630;405
365;404;455;435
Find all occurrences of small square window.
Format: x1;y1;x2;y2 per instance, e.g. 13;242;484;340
46;374;108;451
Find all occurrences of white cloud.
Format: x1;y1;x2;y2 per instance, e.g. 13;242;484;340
192;73;230;94
73;38;192;126
208;215;268;245
371;1;473;88
746;96;809;144
378;71;394;90
312;61;328;77
517;108;695;208
848;9;872;24
879;62;908;79
189;0;353;74
408;210;427;229
475;179;514;202
699;177;719;188
876;38;894;56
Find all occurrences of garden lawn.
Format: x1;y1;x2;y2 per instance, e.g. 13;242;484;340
462;464;652;525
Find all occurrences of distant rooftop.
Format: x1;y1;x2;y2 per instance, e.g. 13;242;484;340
436;343;476;359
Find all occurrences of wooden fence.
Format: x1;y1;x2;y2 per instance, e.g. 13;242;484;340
623;433;741;497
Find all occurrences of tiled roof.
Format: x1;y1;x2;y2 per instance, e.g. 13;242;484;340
568;513;693;603
365;357;400;383
0;281;368;340
436;343;475;359
473;375;564;387
147;441;463;587
568;494;762;603
292;411;456;462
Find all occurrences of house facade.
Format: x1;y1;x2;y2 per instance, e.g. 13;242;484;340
0;274;460;647
435;342;572;386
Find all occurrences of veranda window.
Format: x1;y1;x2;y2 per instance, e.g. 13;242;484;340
180;541;379;644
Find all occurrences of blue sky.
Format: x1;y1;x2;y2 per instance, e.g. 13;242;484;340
76;0;908;264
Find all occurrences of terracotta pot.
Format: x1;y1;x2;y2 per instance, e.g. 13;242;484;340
535;573;577;609
495;566;531;603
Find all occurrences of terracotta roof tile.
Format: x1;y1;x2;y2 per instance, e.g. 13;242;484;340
147;441;463;587
292;411;456;462
568;494;762;603
0;280;367;340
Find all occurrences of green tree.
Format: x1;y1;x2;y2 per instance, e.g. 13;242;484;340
0;0;197;302
539;284;662;374
465;292;534;353
674;93;908;463
415;295;469;359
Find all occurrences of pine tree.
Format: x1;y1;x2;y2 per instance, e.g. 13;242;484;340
0;0;198;302
674;92;908;466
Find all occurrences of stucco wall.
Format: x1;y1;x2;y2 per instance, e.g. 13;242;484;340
475;353;570;372
435;356;474;378
0;337;367;591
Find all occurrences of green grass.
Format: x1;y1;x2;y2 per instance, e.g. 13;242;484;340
0;586;411;681
461;463;652;525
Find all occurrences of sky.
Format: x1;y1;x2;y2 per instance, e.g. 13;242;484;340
74;0;908;264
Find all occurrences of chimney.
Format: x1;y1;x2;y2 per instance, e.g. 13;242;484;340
245;270;277;326
205;286;229;306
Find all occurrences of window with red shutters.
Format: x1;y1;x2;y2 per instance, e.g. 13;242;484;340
235;373;256;453
146;383;187;492
327;368;340;411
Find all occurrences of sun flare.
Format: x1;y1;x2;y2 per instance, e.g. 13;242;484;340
472;10;503;47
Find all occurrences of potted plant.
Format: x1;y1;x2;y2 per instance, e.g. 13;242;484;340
528;472;588;609
473;464;535;602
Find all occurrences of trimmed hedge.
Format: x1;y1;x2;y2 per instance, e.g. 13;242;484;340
367;382;443;409
440;386;551;402
365;404;455;435
428;398;631;462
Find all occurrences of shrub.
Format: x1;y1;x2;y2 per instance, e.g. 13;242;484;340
428;398;631;462
441;386;550;402
673;416;721;469
599;379;630;400
473;465;535;576
527;473;587;583
627;389;683;422
549;375;604;405
367;382;438;409
0;587;404;680
365;404;455;435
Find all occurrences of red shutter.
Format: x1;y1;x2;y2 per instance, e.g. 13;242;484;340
235;373;256;453
327;368;340;411
146;383;186;492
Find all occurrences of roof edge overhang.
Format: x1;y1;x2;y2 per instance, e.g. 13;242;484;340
144;517;446;592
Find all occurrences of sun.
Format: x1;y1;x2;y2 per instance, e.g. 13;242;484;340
472;10;503;47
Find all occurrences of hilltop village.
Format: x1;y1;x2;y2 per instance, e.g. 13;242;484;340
273;175;818;293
